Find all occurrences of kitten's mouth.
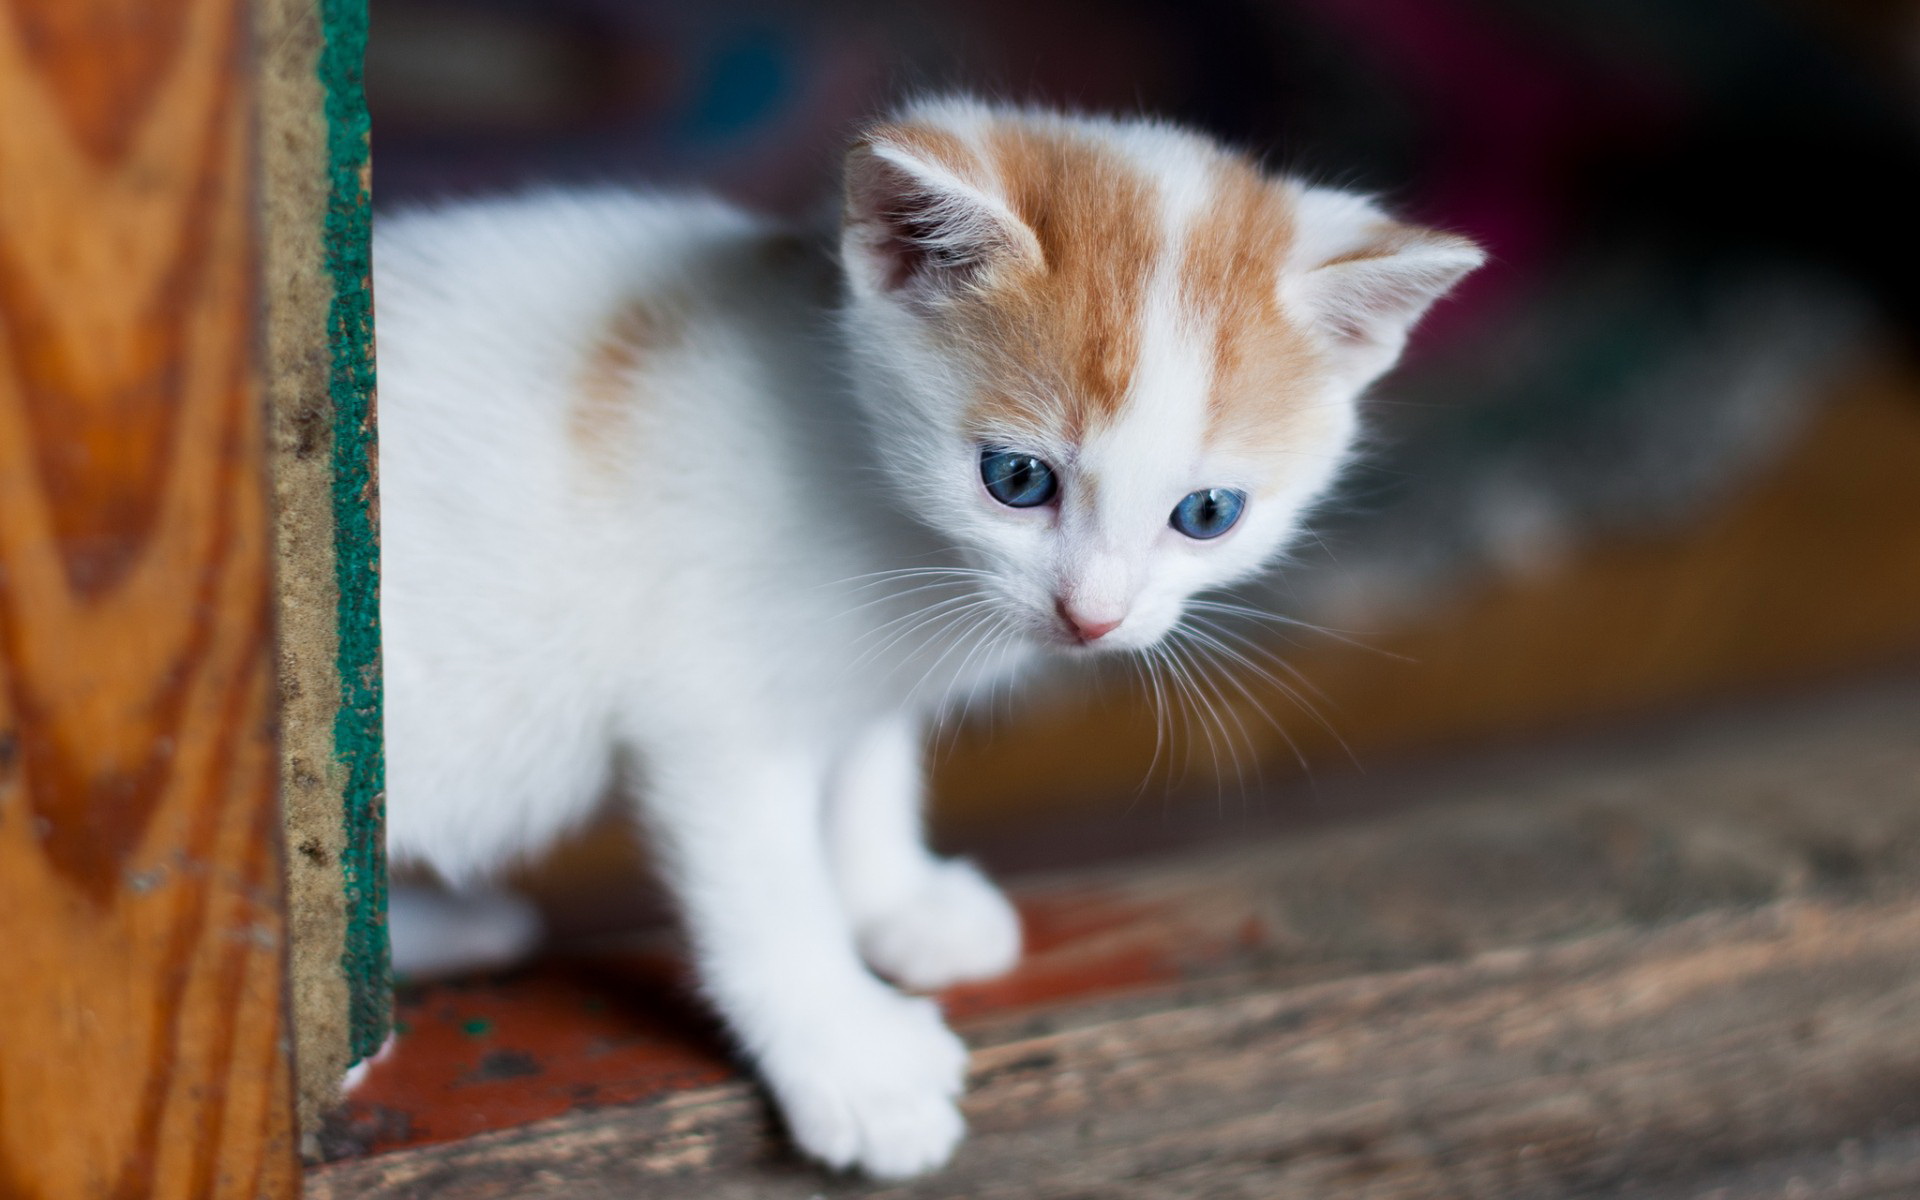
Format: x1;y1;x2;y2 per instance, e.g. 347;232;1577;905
1044;621;1131;653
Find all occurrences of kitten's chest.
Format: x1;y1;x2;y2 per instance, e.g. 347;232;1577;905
595;516;1031;732
841;582;1038;716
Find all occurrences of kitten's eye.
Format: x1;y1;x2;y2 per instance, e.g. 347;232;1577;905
980;448;1059;508
1170;488;1246;540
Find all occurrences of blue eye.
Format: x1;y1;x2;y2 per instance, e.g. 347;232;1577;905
980;448;1058;508
1170;488;1246;539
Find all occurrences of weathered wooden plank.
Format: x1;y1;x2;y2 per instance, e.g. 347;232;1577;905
0;0;301;1195
307;897;1920;1200
259;0;389;1145
314;680;1920;1193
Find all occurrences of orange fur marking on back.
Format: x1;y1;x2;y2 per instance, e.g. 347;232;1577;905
572;296;681;473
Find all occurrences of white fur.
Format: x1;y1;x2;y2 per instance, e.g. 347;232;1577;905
385;882;543;979
376;100;1475;1178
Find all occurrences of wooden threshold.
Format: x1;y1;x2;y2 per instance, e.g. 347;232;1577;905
310;677;1920;1199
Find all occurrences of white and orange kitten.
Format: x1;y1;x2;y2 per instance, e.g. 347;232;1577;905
375;97;1481;1176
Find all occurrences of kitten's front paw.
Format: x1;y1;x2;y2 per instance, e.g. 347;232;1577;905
761;988;968;1179
858;858;1022;991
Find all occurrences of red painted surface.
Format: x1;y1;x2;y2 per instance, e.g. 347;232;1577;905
329;949;731;1155
330;889;1257;1160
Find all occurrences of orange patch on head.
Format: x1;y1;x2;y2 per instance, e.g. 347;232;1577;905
931;122;1161;441
572;297;681;473
1179;161;1330;463
871;109;1340;472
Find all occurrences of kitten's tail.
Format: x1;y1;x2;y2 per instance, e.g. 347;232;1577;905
387;881;544;979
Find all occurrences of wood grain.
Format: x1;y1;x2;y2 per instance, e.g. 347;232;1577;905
261;0;358;1134
310;679;1920;1198
260;0;391;1145
308;900;1920;1200
0;0;300;1194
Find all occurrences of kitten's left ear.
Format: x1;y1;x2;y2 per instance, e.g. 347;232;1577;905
1282;188;1485;360
841;126;1042;301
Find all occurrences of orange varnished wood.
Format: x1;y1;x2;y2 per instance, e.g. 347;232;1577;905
0;0;301;1195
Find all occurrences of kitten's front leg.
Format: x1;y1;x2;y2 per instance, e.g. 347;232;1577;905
827;714;1022;990
640;737;967;1179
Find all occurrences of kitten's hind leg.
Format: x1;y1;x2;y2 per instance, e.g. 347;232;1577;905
388;880;544;979
638;734;967;1179
827;714;1022;992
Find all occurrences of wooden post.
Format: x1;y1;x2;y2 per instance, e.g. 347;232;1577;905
0;0;302;1195
258;0;390;1142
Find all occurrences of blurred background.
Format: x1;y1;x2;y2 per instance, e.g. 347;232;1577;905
366;0;1920;906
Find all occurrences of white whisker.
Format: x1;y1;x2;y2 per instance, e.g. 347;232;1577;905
1185;598;1406;660
1177;626;1297;785
848;593;996;678
1164;631;1255;809
1183;617;1357;769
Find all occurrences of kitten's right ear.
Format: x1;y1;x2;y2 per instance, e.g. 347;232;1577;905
842;129;1041;300
1282;187;1484;362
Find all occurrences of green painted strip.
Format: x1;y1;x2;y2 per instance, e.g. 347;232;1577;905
317;0;390;1062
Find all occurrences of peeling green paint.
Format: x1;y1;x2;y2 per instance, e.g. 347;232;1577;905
318;0;390;1062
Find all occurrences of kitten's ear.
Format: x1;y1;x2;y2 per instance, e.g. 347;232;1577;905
842;128;1041;299
1283;188;1485;358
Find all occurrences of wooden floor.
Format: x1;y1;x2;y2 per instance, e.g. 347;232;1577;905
311;675;1920;1198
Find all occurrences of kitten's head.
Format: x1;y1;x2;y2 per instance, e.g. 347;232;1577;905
839;100;1482;653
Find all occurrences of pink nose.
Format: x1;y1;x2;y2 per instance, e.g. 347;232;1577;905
1055;598;1123;643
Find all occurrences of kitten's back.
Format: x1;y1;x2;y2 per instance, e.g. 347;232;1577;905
373;191;768;876
375;190;765;501
374;188;858;879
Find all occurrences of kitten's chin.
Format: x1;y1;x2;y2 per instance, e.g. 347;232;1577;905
1036;625;1158;656
1019;624;1112;655
1006;602;1171;655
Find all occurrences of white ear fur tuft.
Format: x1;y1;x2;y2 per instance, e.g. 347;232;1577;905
1282;187;1485;354
842;133;1041;299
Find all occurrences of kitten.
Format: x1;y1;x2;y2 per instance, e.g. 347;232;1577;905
374;97;1481;1177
